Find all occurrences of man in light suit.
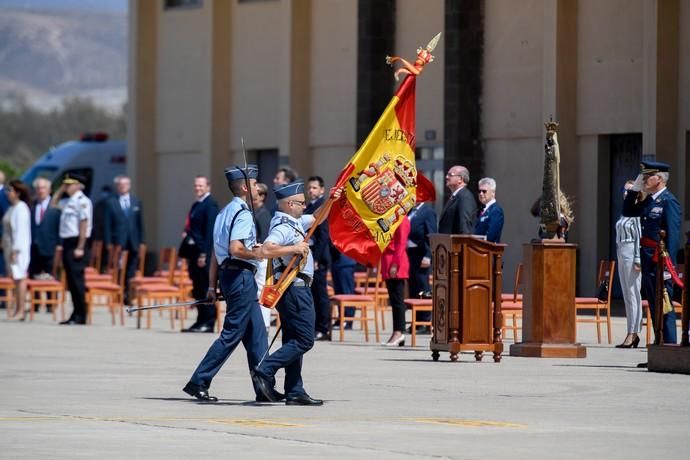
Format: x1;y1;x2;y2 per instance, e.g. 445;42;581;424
438;165;477;234
30;178;61;277
474;177;504;243
104;176;145;305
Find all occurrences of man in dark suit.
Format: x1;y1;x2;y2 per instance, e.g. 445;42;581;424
29;178;61;277
252;182;271;243
104;176;145;305
438;165;477;234
474;177;504;243
182;175;220;332
407;200;437;330
306;176;332;341
623;160;682;345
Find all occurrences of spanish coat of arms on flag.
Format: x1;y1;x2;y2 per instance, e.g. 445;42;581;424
329;33;440;266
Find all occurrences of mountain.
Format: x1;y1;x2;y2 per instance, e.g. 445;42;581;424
0;7;127;112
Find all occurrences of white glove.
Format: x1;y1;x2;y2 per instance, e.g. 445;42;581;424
630;174;644;192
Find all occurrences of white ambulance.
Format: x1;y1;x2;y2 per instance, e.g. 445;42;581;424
20;133;126;197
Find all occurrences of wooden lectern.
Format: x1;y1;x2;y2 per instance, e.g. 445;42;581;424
510;242;586;358
429;234;505;362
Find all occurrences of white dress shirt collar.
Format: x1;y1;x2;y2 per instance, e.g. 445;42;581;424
651;187;666;200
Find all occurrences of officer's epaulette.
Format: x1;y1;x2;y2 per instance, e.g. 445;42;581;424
280;216;291;224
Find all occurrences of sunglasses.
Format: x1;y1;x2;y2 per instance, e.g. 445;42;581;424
478;189;490;194
289;200;306;207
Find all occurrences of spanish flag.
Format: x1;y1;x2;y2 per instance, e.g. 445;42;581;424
329;74;428;266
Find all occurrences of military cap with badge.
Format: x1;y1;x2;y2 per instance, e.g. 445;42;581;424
224;164;259;183
274;181;305;200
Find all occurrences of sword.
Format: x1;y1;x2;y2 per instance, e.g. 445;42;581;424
239;136;259;231
257;325;282;369
126;299;212;314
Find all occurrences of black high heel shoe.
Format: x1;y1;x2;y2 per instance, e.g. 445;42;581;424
615;335;640;349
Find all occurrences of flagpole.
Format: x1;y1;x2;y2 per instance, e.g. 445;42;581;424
260;193;339;308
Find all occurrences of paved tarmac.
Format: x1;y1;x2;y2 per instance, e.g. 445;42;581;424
1;306;689;460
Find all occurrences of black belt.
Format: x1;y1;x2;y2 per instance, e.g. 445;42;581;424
219;258;257;275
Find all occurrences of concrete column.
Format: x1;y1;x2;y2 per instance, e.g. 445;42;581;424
208;0;232;203
277;0;312;173
541;0;578;205
128;0;158;248
643;0;679;169
357;0;396;147
443;0;483;195
542;0;583;287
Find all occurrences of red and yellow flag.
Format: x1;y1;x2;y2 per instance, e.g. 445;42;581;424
329;43;438;266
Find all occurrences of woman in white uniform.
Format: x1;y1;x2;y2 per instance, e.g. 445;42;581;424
2;179;32;320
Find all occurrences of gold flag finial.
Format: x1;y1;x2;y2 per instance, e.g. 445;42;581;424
386;32;442;81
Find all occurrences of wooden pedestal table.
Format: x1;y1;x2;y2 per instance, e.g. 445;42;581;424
510;242;586;358
429;234;505;363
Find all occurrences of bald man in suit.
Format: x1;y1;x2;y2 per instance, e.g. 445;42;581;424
438;165;477;234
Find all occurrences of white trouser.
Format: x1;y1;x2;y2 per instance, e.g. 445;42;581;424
616;242;642;333
254;259;272;328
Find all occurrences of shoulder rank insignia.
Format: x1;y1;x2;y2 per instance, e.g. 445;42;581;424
280;216;290;224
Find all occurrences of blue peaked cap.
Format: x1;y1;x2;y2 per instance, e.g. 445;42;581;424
274;181;305;199
224;164;258;182
641;160;670;174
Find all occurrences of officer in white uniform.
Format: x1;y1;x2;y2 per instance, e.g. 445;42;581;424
52;173;93;325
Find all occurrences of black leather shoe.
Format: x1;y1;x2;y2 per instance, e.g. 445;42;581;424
286;393;323;406
256;389;285;402
183;382;218;402
59;317;86;325
182;324;214;333
315;331;331;341
251;370;281;402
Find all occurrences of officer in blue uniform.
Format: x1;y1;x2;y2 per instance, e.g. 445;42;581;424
623;160;682;344
183;164;282;402
252;181;341;406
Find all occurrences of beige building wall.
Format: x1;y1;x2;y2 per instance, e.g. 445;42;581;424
396;0;445;149
308;0;357;186
155;5;214;248
229;0;284;153
482;0;546;286
129;0;689;293
679;0;690;234
577;0;643;135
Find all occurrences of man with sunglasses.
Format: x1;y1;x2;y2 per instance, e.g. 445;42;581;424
623;160;681;345
474;177;504;243
438;165;477;235
252;181;342;405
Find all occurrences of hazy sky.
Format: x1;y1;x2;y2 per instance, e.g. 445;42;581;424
0;0;127;12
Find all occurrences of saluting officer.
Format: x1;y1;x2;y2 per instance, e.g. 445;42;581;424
183;165;282;403
52;173;93;325
623;160;682;344
252;181;341;406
